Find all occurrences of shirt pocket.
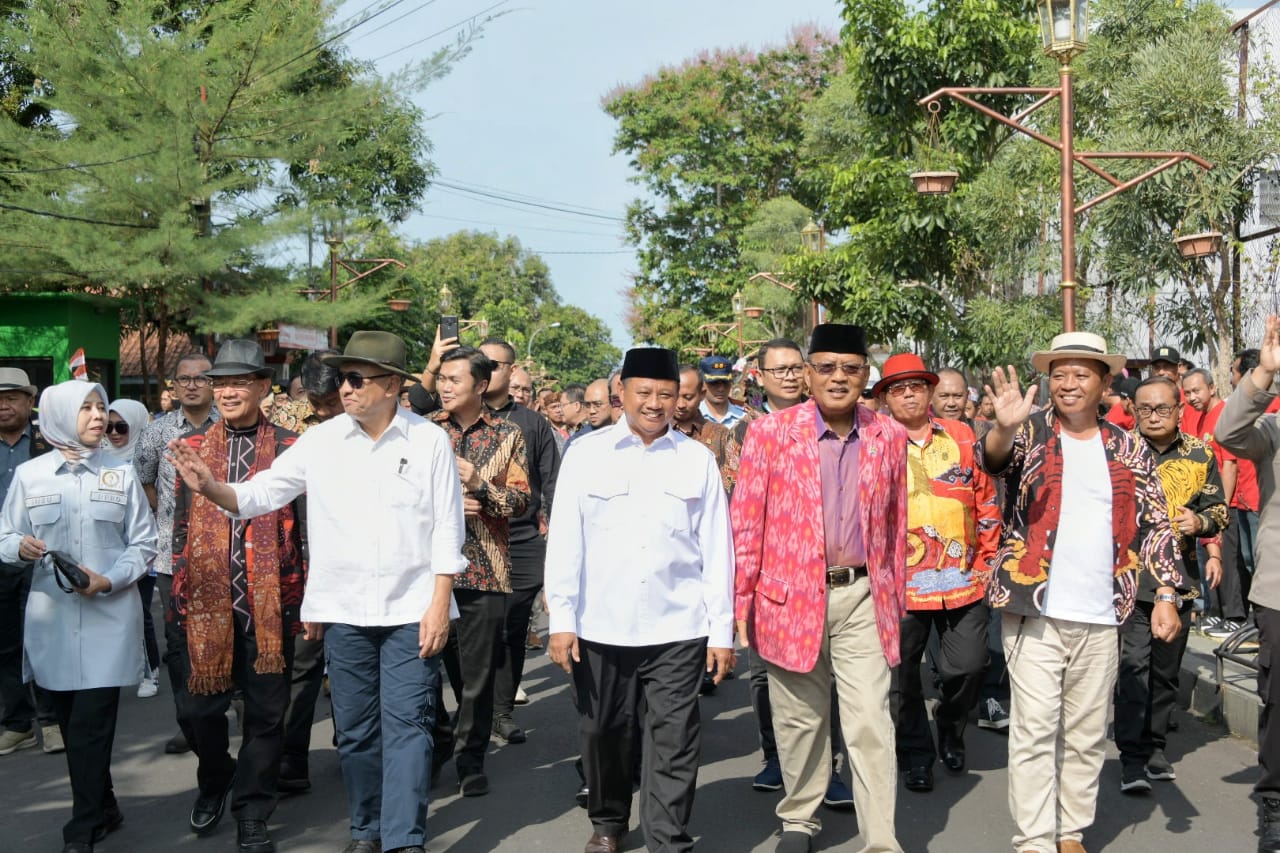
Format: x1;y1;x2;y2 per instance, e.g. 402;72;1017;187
88;498;126;525
386;474;423;508
28;501;62;529
584;483;629;531
660;482;700;534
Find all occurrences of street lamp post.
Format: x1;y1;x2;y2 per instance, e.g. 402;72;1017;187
526;321;562;360
917;0;1214;332
297;217;406;348
436;284;489;337
699;289;766;358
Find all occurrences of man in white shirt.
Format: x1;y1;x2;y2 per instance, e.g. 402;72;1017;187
546;347;735;853
697;355;746;429
168;331;467;853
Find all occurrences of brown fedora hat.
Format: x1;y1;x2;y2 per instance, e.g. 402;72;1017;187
321;331;419;382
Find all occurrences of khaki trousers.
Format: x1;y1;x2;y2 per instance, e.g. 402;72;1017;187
1001;612;1118;853
765;577;903;853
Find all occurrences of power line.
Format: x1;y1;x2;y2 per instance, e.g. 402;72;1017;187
433;180;624;222
254;0;415;82
415;212;620;237
430;186;625;225
0;150;160;175
370;0;512;63
0;202;156;229
530;249;633;255
351;0;442;43
438;174;621;217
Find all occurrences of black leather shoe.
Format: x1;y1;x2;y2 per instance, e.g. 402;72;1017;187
237;819;275;853
165;731;191;754
576;782;589;809
61;844;93;853
776;831;812;853
278;759;311;794
190;761;236;835
905;763;934;792
92;802;124;843
1260;797;1280;852
492;716;527;744
339;841;381;853
938;729;965;773
459;771;489;797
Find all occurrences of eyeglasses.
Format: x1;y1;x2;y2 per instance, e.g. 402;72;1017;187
339;371;393;390
609;395;622;407
490;360;513;368
211;377;260;390
104;422;129;436
808;361;870;378
760;365;804;378
174;375;211;388
1135;404;1177;418
584;400;608;410
886;380;931;397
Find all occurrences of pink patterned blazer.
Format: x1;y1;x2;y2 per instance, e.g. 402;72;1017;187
731;399;908;671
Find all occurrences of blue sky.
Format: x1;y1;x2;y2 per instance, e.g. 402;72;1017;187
340;0;846;347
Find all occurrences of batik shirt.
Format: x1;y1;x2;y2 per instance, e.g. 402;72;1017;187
430;409;531;592
1141;430;1229;597
977;408;1183;623
904;418;1001;610
674;412;734;494
134;407;221;575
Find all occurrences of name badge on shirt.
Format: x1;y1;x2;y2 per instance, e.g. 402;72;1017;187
25;494;60;508
90;491;127;506
98;469;124;492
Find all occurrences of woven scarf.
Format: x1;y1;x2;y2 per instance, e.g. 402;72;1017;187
184;420;289;695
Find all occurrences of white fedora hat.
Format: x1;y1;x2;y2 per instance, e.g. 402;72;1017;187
1030;332;1128;375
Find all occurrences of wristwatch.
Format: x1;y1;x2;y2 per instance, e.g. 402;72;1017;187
1154;592;1180;605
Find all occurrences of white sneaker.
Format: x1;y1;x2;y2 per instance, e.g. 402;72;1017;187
41;725;64;754
514;685;529;705
0;728;36;755
137;673;159;699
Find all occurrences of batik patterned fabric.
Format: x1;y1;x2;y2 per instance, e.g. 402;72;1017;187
134;407;220;574
978;408;1183;623
674;413;734;494
1144;430;1229;593
430;409;531;592
903;418;1001;611
731;399;909;671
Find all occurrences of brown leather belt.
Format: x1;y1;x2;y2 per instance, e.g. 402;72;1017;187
826;566;867;587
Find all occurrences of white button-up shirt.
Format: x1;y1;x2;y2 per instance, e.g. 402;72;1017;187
0;451;158;689
226;408;467;626
545;422;734;648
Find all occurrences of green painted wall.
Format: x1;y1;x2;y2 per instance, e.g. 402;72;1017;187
0;294;122;395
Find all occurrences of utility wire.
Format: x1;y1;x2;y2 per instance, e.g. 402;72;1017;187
351;0;442;43
0;150;160;175
254;0;415;81
415;212;621;237
370;0;511;63
530;249;633;255
0;202;156;229
433;179;624;222
438;174;621;217
430;186;626;225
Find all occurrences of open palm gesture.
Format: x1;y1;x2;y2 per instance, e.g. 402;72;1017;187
1260;315;1280;375
985;366;1037;430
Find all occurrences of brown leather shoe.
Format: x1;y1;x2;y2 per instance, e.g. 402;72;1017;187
1058;841;1087;853
584;832;619;853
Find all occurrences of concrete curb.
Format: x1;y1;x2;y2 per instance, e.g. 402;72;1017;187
1179;629;1261;748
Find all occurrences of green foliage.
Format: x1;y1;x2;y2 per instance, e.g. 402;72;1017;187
604;27;843;350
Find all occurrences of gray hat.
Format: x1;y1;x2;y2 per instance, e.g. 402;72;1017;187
321;331;419;382
0;367;37;396
204;339;273;378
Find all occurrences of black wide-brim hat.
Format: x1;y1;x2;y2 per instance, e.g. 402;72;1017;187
204;339;274;377
621;347;679;383
321;331;420;382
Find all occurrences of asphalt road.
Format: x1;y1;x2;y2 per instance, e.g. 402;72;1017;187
0;642;1266;852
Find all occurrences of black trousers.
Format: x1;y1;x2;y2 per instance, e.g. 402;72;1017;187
977;603;1010;705
893;601;988;768
493;537;546;718
137;574;160;673
440;588;505;776
1115;599;1191;766
49;687;121;844
574;638;705;853
174;620;294;821
1256;607;1280;798
747;646;842;765
0;563;55;731
158;574;196;744
1214;512;1251;622
282;632;326;773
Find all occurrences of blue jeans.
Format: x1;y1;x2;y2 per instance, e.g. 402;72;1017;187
1238;508;1260;575
325;623;440;850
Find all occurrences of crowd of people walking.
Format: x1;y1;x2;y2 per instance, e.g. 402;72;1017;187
2;316;1280;853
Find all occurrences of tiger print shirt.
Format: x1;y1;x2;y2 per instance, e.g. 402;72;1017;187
1139;430;1229;597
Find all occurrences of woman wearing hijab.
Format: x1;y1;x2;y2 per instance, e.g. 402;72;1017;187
105;399;161;698
0;380;158;853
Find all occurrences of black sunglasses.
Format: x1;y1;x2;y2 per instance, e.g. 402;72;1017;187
104;422;129;436
339;371;394;390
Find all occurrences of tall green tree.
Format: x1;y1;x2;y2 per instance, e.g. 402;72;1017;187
0;0;468;388
604;27;843;350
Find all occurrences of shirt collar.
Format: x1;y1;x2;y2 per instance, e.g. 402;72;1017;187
814;407;859;441
611;419;677;450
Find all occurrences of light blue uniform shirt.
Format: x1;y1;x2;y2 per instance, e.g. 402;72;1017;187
0;450;158;689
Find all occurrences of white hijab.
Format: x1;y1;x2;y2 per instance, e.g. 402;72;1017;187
38;380;109;462
105;399;150;463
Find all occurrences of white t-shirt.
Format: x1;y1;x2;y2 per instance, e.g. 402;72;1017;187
1042;432;1117;626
